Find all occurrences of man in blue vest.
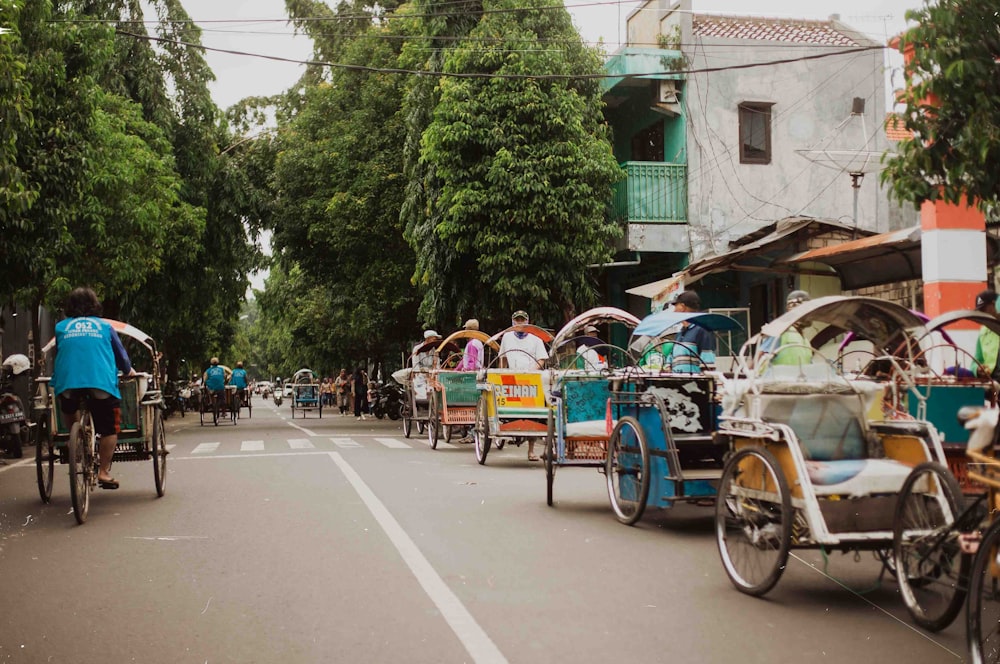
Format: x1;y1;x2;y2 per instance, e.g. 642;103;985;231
231;361;249;407
203;357;232;409
52;287;135;490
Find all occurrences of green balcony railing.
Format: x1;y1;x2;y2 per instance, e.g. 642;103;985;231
611;161;687;224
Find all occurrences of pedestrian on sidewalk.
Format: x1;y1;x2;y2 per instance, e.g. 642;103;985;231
352;365;370;420
335;368;352;415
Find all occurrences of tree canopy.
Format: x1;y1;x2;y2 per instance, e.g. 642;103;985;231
883;0;1000;209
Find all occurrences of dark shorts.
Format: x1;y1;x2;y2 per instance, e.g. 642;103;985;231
58;390;121;437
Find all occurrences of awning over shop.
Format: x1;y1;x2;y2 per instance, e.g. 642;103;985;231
625;273;684;308
682;216;861;284
777;225;921;290
624;216;860;306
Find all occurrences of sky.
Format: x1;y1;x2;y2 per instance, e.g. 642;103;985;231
189;0;927;110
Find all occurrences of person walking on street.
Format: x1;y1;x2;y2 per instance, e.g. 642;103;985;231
352;365;370;420
335;368;352;415
51;287;136;489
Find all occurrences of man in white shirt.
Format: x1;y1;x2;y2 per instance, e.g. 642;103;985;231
413;330;441;369
499;310;548;370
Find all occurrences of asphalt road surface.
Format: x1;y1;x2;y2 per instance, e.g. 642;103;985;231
0;398;970;663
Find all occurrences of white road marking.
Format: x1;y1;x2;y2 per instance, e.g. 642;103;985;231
416;436;458;450
330;437;361;448
0;457;33;474
288;438;315;449
172;451;330;461
286;420;316;436
241;440;265;452
327;452;506;663
192;442;220;454
374;437;410;449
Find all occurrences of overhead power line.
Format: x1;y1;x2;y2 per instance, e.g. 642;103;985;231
117;29;884;81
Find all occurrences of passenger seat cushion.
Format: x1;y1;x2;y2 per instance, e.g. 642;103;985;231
806;459;913;497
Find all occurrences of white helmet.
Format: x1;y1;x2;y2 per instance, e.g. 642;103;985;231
2;354;30;376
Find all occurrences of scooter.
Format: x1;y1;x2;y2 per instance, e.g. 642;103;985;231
273;390;283;406
0;354;30;459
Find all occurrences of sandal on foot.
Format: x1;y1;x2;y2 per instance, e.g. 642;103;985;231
528;455;540;462
99;478;120;490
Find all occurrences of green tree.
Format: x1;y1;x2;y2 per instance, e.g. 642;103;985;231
0;1;36;225
268;2;420;368
883;0;1000;208
416;0;622;327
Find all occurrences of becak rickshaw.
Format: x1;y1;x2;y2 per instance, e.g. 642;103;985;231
543;307;641;506
713;296;953;598
426;324;497;449
35;319;168;524
602;309;743;524
290;368;322;418
396;331;456;438
473;317;554;465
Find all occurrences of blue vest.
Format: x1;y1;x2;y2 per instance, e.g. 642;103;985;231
230;368;248;389
205;365;227;391
52;317;121;398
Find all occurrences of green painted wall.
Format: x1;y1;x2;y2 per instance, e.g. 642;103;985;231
606;87;686;164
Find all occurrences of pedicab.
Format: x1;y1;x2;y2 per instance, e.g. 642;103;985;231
395;338;451;438
290;368;322;418
543;307;641;506
34;319;168;524
473;323;554;465
888;309;1000;643
712;296;954;599
426;331;497;449
603;309;743;525
199;377;238;425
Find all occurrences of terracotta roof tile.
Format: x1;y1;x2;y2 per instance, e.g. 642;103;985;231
692;15;862;47
885;113;913;141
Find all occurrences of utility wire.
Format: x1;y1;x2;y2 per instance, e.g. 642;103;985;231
116;29;884;80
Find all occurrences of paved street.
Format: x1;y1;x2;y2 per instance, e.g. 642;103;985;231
0;399;970;663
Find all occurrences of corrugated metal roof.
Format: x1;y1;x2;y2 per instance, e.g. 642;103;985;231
693;15;862;47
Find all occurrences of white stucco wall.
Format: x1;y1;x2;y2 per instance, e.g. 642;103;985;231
682;34;891;260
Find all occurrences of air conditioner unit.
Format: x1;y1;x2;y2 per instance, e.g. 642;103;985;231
657;80;679;104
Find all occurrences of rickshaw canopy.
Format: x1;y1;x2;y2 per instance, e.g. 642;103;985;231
921;309;1000;339
757;296;926;352
549;307;642;351
438;329;500;353
632;311;744;338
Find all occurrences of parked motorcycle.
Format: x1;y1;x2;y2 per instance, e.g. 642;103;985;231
371;381;404;420
0;354;31;459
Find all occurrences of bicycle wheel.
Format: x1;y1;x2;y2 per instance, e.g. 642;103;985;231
605;416;649;525
545;411;556;507
35;413;54;503
403;413;412;438
212;397;219;426
199;400;206;426
246;396;252;419
67;413;95;525
474;394;491;465
428;393;439;450
151;408;167;497
715;446;792;596
894;461;968;632
968;519;1000;664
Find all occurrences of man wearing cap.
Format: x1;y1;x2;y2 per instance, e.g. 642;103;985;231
668;290;715;371
413;330;441;369
456;319;485;371
576;325;606;370
499;310;548;371
974;290;1000;381
771;290;814;366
